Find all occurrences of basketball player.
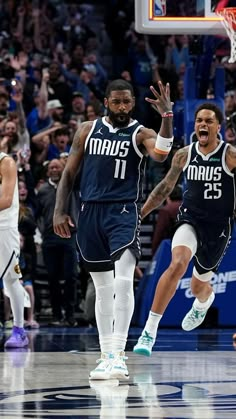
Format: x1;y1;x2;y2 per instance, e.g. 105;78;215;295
0;150;29;348
134;102;236;356
53;79;174;380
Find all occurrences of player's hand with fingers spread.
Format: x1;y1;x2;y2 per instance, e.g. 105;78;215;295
53;213;75;238
145;80;173;116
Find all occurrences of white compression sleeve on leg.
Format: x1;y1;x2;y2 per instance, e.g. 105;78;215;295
90;270;115;353
172;223;197;258
3;273;24;328
113;249;136;352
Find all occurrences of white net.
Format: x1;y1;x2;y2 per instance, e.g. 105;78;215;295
216;8;236;63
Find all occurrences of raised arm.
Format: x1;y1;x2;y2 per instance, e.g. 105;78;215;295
138;81;174;162
38;70;49;120
142;147;188;219
53;121;92;238
31;123;64;144
0;157;17;210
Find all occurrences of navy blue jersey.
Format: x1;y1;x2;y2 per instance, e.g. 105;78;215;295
180;141;235;223
80;117;146;202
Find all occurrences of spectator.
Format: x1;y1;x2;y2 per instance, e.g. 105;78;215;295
165;35;190;77
225;122;236;146
2;120;19;151
59;151;69;168
127;36;160;124
8;79;30;148
61;63;104;105
47;61;72;109
68;91;86;125
85;102;103;121
105;5;133;78
0;91;9;120
26;68;52;137
224;90;236;117
47;99;65;123
47;127;71;160
84;52;108;91
67;43;85;73
37;159;79;326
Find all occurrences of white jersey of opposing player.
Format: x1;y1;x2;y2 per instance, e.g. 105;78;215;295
0;152;19;229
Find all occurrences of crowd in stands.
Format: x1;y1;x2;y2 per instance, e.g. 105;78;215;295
0;0;236;328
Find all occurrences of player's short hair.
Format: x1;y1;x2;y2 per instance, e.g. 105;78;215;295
195;102;224;124
105;79;134;98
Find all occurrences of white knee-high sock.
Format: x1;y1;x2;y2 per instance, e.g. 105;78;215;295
90;270;115;353
113;250;136;352
3;273;24;328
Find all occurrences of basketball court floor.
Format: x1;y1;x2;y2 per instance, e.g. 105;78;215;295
0;326;236;418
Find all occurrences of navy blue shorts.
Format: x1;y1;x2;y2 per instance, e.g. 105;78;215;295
177;210;233;274
77;202;141;271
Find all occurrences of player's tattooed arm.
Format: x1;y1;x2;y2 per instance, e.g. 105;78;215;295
69;121;92;155
142;147;188;219
69;130;81;155
54;122;91;215
226;144;236;172
53;122;93;237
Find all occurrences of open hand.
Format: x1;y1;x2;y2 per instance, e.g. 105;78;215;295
145;81;173;115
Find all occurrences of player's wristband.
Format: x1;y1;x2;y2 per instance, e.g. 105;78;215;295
161;111;174;118
154;133;173;155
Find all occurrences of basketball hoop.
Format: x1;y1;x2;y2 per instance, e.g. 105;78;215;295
216;7;236;63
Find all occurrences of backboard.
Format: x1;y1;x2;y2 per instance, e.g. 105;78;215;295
135;0;226;35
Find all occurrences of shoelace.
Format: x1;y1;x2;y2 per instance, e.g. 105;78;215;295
113;351;128;360
113;356;128;368
188;308;205;321
113;354;128;367
140;331;154;345
96;353;114;364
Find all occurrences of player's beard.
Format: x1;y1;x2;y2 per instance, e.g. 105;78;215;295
107;107;132;128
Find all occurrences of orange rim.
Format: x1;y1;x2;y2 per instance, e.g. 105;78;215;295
217;7;236;18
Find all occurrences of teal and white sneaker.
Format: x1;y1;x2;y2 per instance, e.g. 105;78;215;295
182;293;215;331
110;351;129;380
89;352;114;380
133;331;155;356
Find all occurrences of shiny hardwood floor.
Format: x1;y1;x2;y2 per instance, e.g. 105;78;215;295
0;327;236;418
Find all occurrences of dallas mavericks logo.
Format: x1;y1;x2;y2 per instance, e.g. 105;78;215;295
154;0;166;16
89;138;130;157
187;165;222;181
